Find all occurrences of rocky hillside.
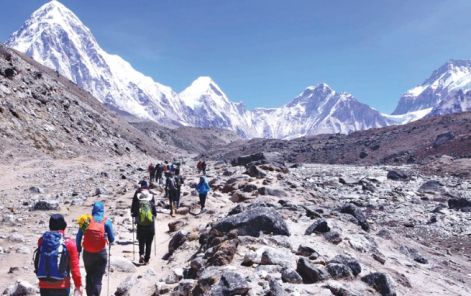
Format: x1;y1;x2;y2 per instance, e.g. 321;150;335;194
209;111;471;174
0;44;169;160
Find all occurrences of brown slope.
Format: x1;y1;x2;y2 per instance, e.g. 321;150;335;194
210;111;471;167
0;44;169;160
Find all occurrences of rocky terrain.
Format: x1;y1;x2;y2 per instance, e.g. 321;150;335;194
1;152;471;296
208;111;471;178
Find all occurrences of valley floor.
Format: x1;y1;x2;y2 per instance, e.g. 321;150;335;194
0;157;470;295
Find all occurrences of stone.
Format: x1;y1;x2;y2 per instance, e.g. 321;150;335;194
296;257;329;284
361;272;397;296
29;186;44;194
448;197;471;211
168;220;185;232
245;164;267;179
230;191;252;203
399;246;428;264
168;231;188;255
32;200;60;211
267;279;285;296
327;255;361;279
115;274;138;296
281;268;303;284
95;187;108;196
207;238;239;266
296;245;319;259
7;233;26;243
176;207;190;215
2;280;37;296
339;203;370;231
172;279;195;296
326;263;353;279
213;205;290;237
386;170;410;181
418;180;444;194
240;183;258;192
433;132;454;148
258;187;288;197
372;252;386;264
219;271;250;296
324;231;342;244
260;247;297;269
165;268;184;284
110;257;136;273
305;219;330;235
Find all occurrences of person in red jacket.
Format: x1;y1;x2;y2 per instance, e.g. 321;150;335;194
36;214;83;296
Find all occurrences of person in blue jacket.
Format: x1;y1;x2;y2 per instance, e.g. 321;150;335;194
196;176;210;213
76;202;115;296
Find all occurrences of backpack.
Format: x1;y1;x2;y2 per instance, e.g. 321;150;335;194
83;217;107;253
34;231;69;281
167;177;178;193
137;192;153;226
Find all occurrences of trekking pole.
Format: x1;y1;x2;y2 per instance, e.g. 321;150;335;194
107;244;111;296
154;221;157;257
132;219;135;262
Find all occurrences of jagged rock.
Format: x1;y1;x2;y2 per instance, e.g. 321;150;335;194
219;271;250;296
168;220;185;232
176;207;190;215
207;238;239;266
339;203;370;231
399;246;428;264
302;206;323;219
324;231;342;244
95;187;108;195
165;268;184;284
2;280;37;296
245;164;267;179
172;279;195;296
327;255;361;279
418;180;444;194
281;268;303;284
230;191;252;203
448;197;471;211
267;279;285;296
115;274;138;296
361;272;397;296
213;205;290;237
372;252;386;264
258;187;288;197
240;183;258;192
110;257;136;273
296;257;329;284
196;268;223;294
386;170;410;181
260;247;297;269
305;219;330;235
324;284;362;296
32;200;59;211
296;245;319;259
167;231;188;256
326;263;353;279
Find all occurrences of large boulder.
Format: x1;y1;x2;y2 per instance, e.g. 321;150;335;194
296;257;329;284
206;239;239;266
386;170;410;181
433;132;454;148
218;272;250;296
361;272;397;296
3;280;37;296
213;205;290;237
448;197;471;212
168;230;188;256
418;180;444;194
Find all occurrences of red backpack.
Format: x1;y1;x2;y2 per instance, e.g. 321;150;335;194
83;217;107;253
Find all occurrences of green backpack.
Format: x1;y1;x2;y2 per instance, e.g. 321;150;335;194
138;194;153;226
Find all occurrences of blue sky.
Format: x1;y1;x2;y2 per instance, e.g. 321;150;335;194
2;0;471;113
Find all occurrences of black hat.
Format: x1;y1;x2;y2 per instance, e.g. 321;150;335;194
138;180;148;188
49;214;67;231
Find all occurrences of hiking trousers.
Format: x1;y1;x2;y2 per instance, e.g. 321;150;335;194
83;249;107;296
137;227;154;262
40;289;70;296
199;193;207;208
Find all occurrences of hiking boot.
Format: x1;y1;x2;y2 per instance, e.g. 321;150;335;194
139;256;144;264
170;204;175;217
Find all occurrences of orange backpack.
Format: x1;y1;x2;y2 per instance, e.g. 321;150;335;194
83;217;107;253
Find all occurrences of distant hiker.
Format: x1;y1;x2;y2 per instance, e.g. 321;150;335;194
35;214;83;296
196;161;203;174
201;161;207;175
163;161;169;173
154;163;163;185
165;171;180;216
131;181;157;264
148;163;155;183
174;168;185;209
76;202;115;296
196;176;210;212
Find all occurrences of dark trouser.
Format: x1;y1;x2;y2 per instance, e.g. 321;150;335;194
40;289;70;296
83;249;107;296
169;190;178;208
149;173;154;183
176;189;182;208
137;225;154;262
199;193;207;208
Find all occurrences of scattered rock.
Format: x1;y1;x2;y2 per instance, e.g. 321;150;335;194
433;132;454;148
418;180;444;194
324;231;342;244
28;186;44;194
386;170;410;181
207;239;239;266
168;220;185;232
167;231;188;256
296;245;319;259
448;197;471;211
2;280;37;296
110;257;136;273
219;271;250;296
245;164;267;179
339;203;370;231
296;257;330;284
260;247;297;269
305;219;330;235
32;200;60;211
281;268;303;284
361;272;397;296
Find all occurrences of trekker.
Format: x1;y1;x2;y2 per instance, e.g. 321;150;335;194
131;180;157;264
35;214;83;296
165;171;180;216
154;163;163;185
148;163;155;183
196;161;202;174
201;161;207;176
196;176;210;213
174;168;184;209
76;202;115;296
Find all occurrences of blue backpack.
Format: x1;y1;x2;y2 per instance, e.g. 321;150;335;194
34;231;69;281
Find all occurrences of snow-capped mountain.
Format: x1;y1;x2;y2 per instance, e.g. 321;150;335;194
251;84;392;139
5;0;424;139
427;89;471;117
393;60;471;115
6;0;185;127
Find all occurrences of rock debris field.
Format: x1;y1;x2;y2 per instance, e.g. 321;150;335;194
1;155;471;296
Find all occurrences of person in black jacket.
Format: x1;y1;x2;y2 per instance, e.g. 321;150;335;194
131;181;157;264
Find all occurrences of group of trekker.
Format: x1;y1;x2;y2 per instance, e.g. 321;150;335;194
34;160;211;296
